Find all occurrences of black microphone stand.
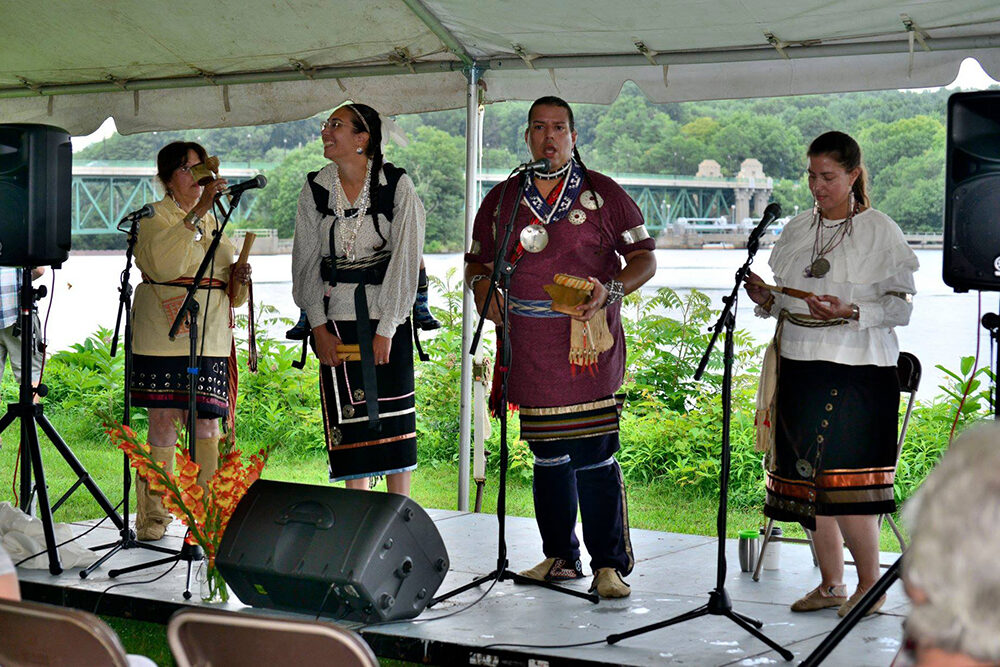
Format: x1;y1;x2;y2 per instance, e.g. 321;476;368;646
607;228;793;660
430;168;598;607
81;213;177;578
0;267;124;574
108;192;242;598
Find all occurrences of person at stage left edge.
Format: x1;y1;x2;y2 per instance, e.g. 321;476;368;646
464;96;657;598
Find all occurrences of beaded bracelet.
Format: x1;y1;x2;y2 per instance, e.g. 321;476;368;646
468;273;489;291
603;279;625;307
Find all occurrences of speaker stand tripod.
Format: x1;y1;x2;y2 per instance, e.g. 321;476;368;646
81;213;179;578
0;267;124;574
606;229;793;661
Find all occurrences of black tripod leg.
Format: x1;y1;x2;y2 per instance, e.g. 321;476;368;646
731;609;764;629
109;554;179;578
725;610;794;660
35;413;124;529
22;423;62;574
607;604;710;643
429;570;500;606
505;571;599;603
0;409;14;434
184;556;198;600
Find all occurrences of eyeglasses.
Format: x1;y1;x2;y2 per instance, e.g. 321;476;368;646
321;119;345;132
177;165;192;174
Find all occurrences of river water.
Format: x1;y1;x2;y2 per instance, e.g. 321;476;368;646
32;248;990;398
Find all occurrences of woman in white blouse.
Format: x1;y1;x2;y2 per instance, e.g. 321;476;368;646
292;103;426;496
745;131;918;617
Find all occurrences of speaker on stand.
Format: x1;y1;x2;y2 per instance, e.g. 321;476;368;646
0;124;124;574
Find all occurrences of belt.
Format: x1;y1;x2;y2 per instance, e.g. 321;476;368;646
509;296;566;318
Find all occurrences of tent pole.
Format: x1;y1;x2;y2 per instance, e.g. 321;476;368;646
458;64;482;511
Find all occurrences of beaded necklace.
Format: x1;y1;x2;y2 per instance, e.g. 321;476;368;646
334;160;373;261
534;160;572;181
804;200;858;278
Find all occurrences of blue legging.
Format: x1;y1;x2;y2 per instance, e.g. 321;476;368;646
529;433;634;574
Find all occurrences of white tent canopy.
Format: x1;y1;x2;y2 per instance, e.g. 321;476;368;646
3;0;1000;134
3;0;1000;509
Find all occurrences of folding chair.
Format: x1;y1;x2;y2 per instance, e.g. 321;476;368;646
168;607;379;667
753;351;921;581
0;598;131;667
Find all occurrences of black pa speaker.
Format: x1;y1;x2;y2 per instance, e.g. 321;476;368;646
0;124;72;268
216;480;449;622
944;91;1000;292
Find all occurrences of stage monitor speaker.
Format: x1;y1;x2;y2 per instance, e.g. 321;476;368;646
944;91;1000;292
216;480;449;622
0;124;72;269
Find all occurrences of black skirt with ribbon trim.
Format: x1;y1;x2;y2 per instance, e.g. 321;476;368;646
319;318;417;482
764;358;899;531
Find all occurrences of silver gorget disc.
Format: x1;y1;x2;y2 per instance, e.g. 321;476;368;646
520;224;549;253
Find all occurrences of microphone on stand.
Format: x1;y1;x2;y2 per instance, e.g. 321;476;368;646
747;202;782;246
116;204;155;232
512;157;551;174
220;174;267;197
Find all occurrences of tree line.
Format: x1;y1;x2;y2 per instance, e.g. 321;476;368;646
77;84;972;252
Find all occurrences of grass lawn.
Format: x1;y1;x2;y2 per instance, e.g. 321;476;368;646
0;414;906;665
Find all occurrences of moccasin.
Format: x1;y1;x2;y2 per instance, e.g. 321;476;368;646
590;567;631;598
518;557;584;582
790;584;847;612
837;588;886;617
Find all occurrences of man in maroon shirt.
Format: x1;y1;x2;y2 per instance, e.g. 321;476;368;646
464;97;656;598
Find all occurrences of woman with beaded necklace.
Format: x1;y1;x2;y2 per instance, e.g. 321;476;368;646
744;131;918;617
292;103;425;495
130;141;252;541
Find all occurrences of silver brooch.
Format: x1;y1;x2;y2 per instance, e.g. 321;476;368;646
568;209;587;225
352;388;365;401
519;224;549;253
342;404;355;418
580;190;604;210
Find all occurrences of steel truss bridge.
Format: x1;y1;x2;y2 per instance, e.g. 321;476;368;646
71;161;267;234
73;162;772;238
479;170;774;233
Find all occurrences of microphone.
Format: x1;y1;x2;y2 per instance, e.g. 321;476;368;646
220;174;267;197
116;203;155;231
513;157;551;174
747;202;782;244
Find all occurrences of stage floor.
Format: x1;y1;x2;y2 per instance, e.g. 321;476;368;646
18;509;908;666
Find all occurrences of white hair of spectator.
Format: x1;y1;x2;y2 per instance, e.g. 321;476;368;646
903;423;1000;662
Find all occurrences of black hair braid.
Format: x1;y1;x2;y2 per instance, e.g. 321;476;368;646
369;148;388;251
573;146;607;240
346;103;389;251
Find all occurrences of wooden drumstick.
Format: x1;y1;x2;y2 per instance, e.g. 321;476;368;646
747;280;815;301
235;232;256;267
228;233;255;298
